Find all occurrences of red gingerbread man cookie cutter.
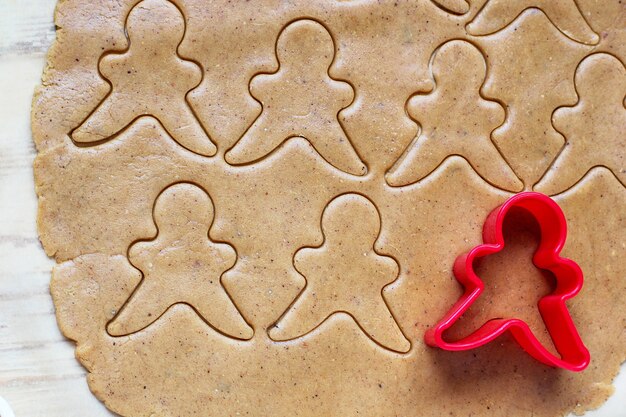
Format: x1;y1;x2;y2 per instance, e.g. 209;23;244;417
425;192;590;372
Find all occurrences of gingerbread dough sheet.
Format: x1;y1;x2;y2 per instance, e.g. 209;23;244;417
32;0;625;416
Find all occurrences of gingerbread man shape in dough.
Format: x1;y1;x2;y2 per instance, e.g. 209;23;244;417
270;194;410;353
387;40;521;191
108;183;252;340
226;19;367;176
72;0;216;156
536;54;626;193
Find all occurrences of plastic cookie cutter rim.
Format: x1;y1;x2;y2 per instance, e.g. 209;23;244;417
424;192;590;372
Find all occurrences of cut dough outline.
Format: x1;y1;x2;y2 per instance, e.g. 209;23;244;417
534;51;626;194
430;0;470;16
469;8;595;188
225;17;369;176
466;1;600;46
268;192;412;354
69;0;215;156
106;181;254;341
545;166;626;198
386;37;523;192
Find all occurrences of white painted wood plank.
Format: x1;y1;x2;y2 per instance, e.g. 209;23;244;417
0;1;57;56
0;341;85;385
2;376;116;417
0;4;116;412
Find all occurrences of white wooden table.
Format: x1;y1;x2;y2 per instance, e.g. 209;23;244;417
0;1;623;416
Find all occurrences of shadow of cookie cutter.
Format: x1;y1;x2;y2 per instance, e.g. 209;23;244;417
425;192;590;372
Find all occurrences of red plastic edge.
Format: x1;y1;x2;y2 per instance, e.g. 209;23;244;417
424;192;590;372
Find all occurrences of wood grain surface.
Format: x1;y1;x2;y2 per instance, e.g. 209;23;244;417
0;1;622;416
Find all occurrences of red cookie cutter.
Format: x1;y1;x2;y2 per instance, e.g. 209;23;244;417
425;192;590;372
